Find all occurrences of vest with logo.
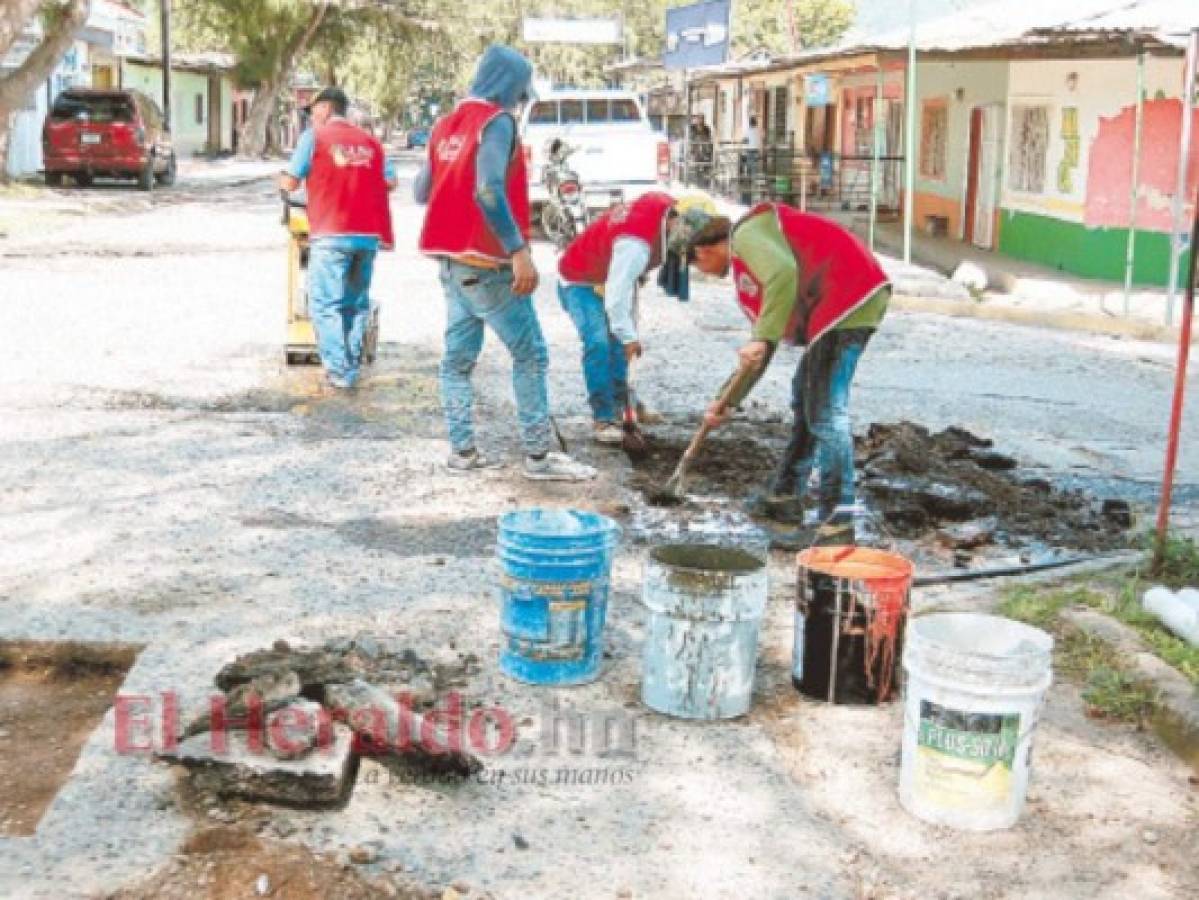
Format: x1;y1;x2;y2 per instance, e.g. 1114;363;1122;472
418;99;531;263
732;203;888;345
307;119;394;249
558;192;675;284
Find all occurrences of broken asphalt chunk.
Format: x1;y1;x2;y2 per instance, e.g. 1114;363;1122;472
323;679;483;777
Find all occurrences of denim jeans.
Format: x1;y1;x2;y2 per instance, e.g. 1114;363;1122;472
773;328;873;520
308;238;376;385
438;259;551;456
558;282;628;423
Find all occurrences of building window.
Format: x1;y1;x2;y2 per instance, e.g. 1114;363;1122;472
195;94;204;125
1008;103;1049;194
919;99;948;181
773;85;788;143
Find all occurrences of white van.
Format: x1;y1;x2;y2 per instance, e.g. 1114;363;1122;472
520;89;671;212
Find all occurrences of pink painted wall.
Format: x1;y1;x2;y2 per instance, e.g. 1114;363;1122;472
1084;99;1199;231
839;82;903;157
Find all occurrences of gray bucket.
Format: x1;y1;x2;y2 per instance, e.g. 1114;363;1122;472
640;544;768;719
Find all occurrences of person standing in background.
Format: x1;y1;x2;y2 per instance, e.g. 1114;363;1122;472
280;86;395;390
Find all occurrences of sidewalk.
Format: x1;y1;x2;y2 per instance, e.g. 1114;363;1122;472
692;186;1192;343
850;216;1191;342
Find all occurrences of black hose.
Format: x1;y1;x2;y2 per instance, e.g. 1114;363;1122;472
912;553;1120;587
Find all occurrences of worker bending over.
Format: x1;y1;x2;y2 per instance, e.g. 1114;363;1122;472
692;202;890;529
557;193;723;444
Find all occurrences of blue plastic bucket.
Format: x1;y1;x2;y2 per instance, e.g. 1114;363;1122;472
497;508;620;685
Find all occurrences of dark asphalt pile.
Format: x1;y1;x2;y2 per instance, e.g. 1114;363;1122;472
629;419;1134;553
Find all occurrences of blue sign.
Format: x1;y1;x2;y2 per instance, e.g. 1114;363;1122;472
664;1;731;70
805;74;831;107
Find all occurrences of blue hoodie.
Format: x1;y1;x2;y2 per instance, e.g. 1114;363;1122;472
415;45;534;257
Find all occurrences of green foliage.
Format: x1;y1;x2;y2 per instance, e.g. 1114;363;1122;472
733;0;855;56
174;0;326;86
1148;531;1199;588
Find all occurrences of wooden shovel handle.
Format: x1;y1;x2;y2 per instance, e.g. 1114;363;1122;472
681;361;761;463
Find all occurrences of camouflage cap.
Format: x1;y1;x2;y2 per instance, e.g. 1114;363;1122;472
667;206;728;256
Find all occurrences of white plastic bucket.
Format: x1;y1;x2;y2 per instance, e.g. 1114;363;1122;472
899;613;1053;831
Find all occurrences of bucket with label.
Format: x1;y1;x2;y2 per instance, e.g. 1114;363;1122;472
641;544;768;719
497;508;620;686
794;547;912;704
899;613;1054;831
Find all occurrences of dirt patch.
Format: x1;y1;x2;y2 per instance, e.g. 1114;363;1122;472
0;641;139;835
107;826;438;900
628;420;791;502
628;419;1133;553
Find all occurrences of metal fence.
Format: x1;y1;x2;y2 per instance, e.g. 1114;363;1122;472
683;143;904;215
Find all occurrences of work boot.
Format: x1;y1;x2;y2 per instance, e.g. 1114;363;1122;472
523;452;597;482
744;492;807;525
446;448;503;474
813;505;859;546
592;422;624;446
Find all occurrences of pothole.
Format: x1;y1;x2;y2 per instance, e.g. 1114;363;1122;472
0;640;140;835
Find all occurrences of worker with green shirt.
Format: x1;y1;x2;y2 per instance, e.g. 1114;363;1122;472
686;201;890;526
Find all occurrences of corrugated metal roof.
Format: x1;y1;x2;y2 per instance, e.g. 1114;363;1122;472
840;0;1196;53
689;0;1197;82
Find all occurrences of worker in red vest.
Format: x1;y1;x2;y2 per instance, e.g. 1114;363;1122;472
417;45;595;482
280;86;395;390
692;203;891;530
557;192;729;444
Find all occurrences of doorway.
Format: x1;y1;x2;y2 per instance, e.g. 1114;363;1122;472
964;104;1002;249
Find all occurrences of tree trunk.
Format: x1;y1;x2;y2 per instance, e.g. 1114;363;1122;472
0;0;92;180
0;0;43;62
238;75;278;159
236;1;328;158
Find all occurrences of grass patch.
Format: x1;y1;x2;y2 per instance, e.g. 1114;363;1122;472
1149;532;1199;588
1000;585;1161;725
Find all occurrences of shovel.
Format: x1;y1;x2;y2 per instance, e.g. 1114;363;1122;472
658;360;762;501
621;356;648;459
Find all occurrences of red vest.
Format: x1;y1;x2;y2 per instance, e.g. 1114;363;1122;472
558;192;675;284
307;119;394;249
733;203;888;345
418;99;531;263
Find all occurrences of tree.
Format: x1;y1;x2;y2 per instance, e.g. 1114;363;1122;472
177;0;331;157
734;0;855;56
0;0;92;180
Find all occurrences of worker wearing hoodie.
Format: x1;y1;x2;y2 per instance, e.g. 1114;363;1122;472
417;45;594;482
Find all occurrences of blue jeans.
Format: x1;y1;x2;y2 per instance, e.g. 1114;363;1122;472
773;329;872;520
438;259;551;456
308;238;376;385
558;283;628;423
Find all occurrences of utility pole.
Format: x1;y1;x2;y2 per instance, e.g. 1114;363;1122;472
903;0;918;265
160;0;172;133
1165;28;1198;325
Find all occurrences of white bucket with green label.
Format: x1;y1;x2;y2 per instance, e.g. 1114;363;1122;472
899;613;1054;831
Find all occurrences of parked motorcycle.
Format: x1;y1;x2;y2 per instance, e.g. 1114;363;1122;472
540;138;588;250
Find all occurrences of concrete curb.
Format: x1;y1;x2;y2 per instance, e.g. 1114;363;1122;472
892;294;1181;343
1061;606;1199;737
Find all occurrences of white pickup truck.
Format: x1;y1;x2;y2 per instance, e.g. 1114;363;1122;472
520;89;671;214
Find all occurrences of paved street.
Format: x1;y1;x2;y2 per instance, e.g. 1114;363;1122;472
0;161;1196;897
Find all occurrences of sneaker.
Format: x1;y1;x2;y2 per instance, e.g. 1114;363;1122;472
446;449;502;474
324;373;355;391
523;452;597;482
592;422;624;446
